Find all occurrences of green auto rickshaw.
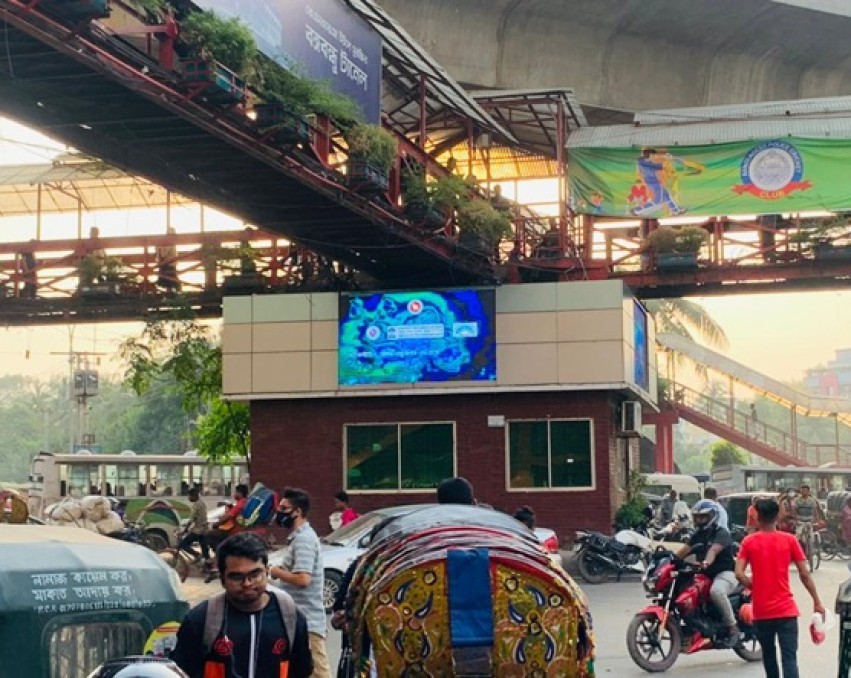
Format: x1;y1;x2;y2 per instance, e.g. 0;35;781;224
0;524;189;677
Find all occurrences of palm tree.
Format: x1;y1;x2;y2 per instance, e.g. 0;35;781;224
645;299;728;350
646;298;728;386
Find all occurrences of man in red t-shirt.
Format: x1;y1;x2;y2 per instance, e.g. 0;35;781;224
735;498;825;678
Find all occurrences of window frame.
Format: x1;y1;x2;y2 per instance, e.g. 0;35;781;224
504;417;596;492
343;420;457;494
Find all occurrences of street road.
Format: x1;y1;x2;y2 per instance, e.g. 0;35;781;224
184;555;848;675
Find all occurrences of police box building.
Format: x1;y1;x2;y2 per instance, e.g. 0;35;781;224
221;280;658;539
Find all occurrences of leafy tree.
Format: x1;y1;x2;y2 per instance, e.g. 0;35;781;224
646;299;729;349
119;317;250;464
709;440;749;468
614;470;650;529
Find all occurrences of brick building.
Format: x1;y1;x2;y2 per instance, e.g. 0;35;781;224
222;280;657;540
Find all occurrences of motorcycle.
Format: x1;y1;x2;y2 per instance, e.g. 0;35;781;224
642;517;694;544
626;549;761;672
574;528;655;584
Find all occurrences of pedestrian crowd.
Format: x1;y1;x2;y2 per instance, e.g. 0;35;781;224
168;477;539;678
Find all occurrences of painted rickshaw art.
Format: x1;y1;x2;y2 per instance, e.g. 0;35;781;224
343;505;595;677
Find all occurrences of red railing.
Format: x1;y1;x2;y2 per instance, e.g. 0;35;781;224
672;383;851;466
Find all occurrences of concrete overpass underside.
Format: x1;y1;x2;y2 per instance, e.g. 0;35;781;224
380;0;851;117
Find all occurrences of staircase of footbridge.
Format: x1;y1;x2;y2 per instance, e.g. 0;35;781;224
648;333;851;472
0;0;519;292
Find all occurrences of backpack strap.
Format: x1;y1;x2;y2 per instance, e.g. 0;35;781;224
268;588;298;646
203;593;226;654
202;589;297;654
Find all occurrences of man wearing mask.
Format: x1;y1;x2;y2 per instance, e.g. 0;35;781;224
270;488;329;678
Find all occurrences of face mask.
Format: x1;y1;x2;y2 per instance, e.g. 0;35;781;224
277;510;295;528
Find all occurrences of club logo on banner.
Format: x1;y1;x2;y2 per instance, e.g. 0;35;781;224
734;140;812;199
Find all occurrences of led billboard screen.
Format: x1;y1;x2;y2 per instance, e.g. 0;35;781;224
339;290;497;385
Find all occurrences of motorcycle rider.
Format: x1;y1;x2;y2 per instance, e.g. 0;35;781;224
676;499;740;646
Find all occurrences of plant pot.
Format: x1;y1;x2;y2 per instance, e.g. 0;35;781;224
347;160;389;195
181;58;247;104
656;252;699;271
254;103;311;145
458;230;493;255
405;203;446;231
40;0;109;21
222;274;265;295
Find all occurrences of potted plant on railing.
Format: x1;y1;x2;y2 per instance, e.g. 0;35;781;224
178;10;256;103
344;124;397;194
401;167;471;231
253;93;312;146
645;225;708;271
124;0;167;23
456;197;513;256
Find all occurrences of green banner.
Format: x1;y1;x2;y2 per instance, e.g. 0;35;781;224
568;137;851;218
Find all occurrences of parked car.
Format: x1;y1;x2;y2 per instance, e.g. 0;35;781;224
270;503;563;612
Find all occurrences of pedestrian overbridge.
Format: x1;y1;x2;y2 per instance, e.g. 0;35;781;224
658;332;851;425
647;332;851;471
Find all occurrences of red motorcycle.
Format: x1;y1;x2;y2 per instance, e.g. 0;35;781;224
626;549;762;672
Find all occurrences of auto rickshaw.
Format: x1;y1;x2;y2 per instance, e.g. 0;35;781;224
342;505;595;677
0;524;189;678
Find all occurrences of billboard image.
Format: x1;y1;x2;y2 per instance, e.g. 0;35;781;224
339;290;496;385
195;0;382;123
633;301;649;392
569;137;851;218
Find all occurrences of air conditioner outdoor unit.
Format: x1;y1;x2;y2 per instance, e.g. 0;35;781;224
621;401;642;434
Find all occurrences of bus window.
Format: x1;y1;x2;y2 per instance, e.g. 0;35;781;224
156;464;183;497
120;465;141;497
66;463;99;498
104;465;141;497
203;466;226;497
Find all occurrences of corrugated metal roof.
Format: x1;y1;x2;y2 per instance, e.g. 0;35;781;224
0;159;193;216
468;88;586;161
440;145;559;180
566;116;851;148
636;95;851;125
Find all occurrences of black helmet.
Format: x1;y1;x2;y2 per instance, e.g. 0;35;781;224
86;657;188;678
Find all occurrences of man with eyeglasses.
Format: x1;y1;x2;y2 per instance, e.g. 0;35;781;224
270;488;330;678
170;532;313;678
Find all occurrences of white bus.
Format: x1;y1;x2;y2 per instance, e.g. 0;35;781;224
643;473;703;506
27;451;249;518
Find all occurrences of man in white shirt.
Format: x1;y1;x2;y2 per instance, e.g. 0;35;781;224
704;486;729;530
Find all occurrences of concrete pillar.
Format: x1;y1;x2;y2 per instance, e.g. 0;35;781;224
654;419;675;474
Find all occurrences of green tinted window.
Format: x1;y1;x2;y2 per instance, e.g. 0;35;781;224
346;425;398;490
400;423;454;489
346;423;454;491
508;420;593;489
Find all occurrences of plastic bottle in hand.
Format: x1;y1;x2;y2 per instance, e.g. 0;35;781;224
810;612;826;645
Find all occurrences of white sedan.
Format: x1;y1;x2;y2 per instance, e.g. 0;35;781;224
269;503;563;613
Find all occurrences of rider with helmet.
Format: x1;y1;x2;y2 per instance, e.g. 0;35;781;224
676;499;740;646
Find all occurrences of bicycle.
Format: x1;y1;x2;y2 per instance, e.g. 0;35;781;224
158;529;217;583
797;521;820;571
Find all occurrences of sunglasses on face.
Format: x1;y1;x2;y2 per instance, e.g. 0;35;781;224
225;568;267;585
